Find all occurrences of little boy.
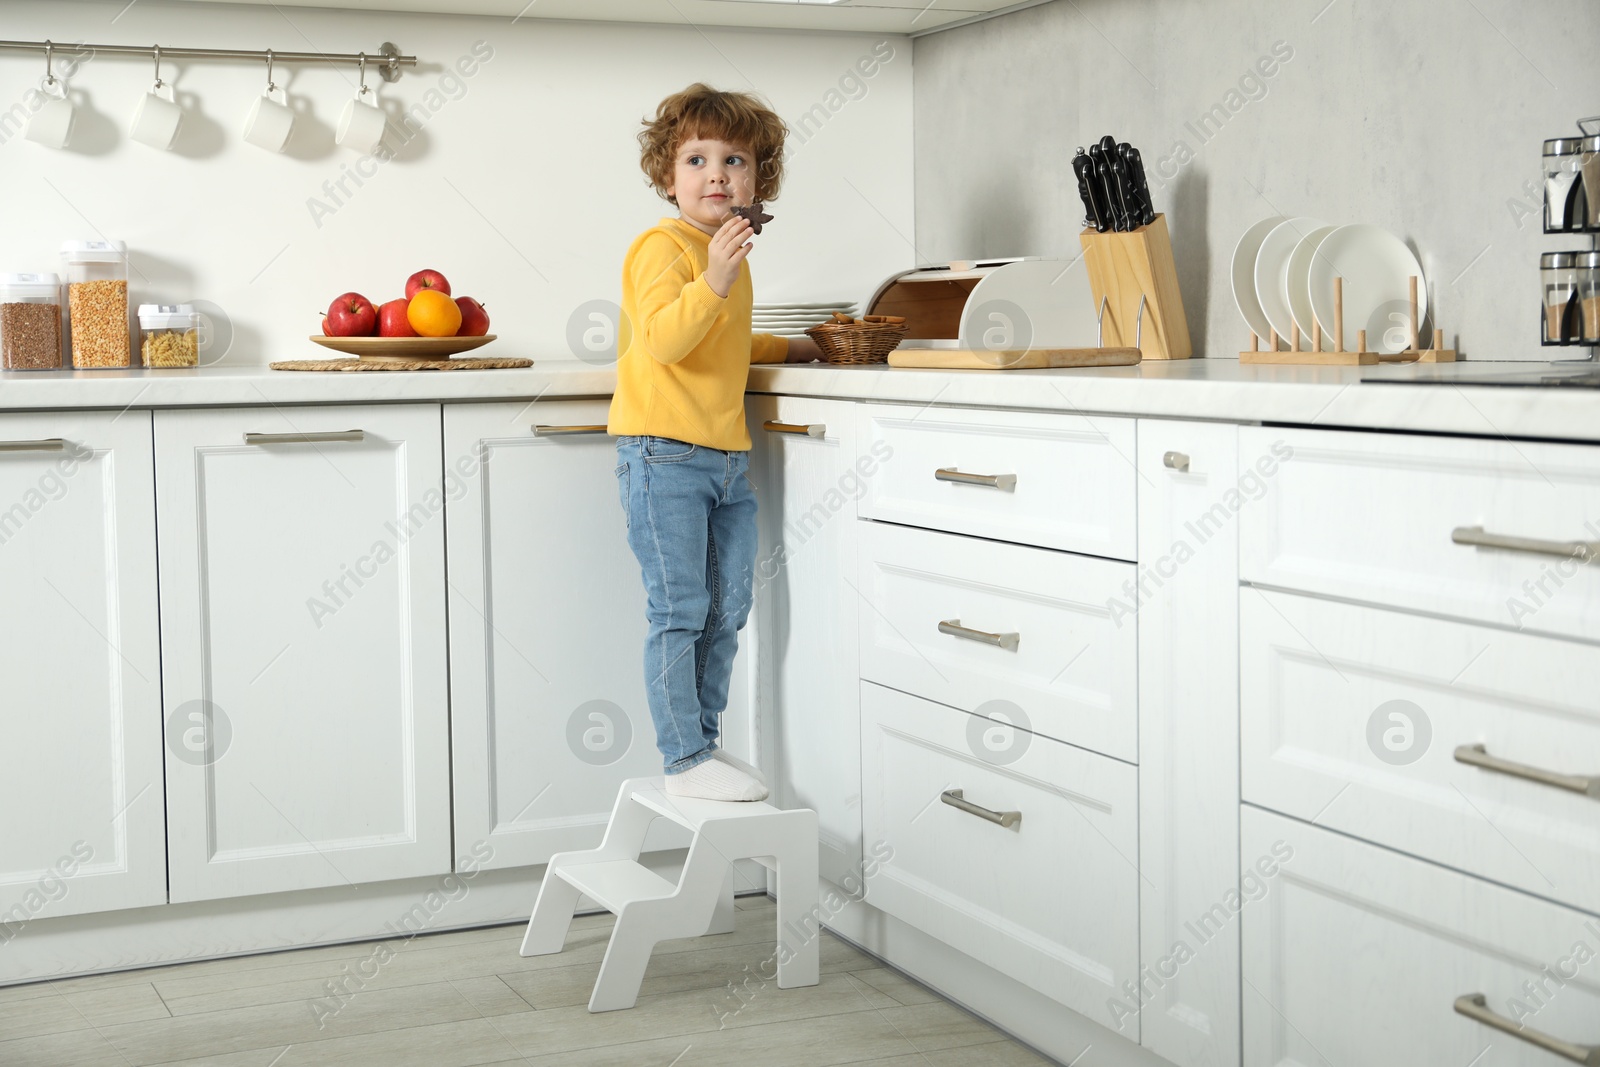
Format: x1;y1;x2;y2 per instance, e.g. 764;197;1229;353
607;83;821;801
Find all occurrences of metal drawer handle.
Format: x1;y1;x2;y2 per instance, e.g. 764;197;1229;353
1162;450;1190;472
0;438;68;452
530;424;609;436
1451;525;1599;561
243;430;365;445
938;618;1019;651
935;467;1017;491
1453;744;1599;799
1454;993;1600;1064
941;788;1022;829
762;420;825;437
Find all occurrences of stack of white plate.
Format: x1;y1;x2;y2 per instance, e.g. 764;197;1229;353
1232;217;1427;355
753;301;857;338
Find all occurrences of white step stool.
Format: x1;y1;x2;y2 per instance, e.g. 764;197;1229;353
519;776;820;1012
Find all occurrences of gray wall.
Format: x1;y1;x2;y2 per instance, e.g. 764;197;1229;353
912;0;1600;360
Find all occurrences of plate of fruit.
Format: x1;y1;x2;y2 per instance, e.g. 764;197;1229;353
313;269;493;360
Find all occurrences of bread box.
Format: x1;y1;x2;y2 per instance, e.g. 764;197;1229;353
864;256;1102;352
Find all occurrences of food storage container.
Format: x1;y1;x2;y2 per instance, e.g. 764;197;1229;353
1579;251;1600;345
1541;251;1583;344
0;273;64;371
1543;136;1600;233
138;304;200;368
61;239;130;369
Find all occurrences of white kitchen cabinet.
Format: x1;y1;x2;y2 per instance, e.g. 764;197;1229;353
443;400;695;870
1242;806;1600;1067
860;679;1141;1037
154;405;451;902
1239;426;1600;641
1241;588;1600;917
747;395;864;886
0;412;166;922
857;402;1138;561
857;518;1137;763
1136;419;1242;1067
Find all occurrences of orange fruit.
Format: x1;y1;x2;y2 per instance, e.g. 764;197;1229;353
407;289;463;337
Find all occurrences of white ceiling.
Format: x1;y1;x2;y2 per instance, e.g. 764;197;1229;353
178;0;1040;34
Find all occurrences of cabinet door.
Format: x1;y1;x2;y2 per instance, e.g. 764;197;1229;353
155;405;451;902
0;412;165;922
747;395;863;885
1136;419;1242;1067
444;401;699;869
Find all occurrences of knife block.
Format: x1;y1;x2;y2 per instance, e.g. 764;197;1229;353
1079;214;1191;360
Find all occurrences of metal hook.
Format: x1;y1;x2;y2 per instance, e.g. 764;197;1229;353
43;39;55;87
1134;293;1148;351
1096;295;1107;349
264;48;276;93
357;52;370;97
152;44;163;89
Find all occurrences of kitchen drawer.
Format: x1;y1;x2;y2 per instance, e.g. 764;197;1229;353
856;402;1136;560
1242;589;1600;916
858;519;1137;763
1240;426;1600;642
860;680;1140;1036
1243;806;1600;1067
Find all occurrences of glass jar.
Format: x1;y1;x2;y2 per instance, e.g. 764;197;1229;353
1541;252;1582;344
138;304;200;368
61;240;130;369
0;273;64;371
1579;251;1600;346
1544;136;1600;233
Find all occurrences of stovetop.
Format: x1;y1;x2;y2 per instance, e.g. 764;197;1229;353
1361;361;1600;389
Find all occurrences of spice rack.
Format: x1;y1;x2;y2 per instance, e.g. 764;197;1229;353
1239;276;1455;366
1078;214;1191;360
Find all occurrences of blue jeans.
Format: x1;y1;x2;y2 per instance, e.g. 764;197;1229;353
613;434;758;774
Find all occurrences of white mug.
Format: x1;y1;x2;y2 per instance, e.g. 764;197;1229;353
24;80;75;149
130;82;183;150
336;93;388;154
243;86;295;153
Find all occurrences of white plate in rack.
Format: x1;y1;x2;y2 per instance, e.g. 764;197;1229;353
1231;216;1285;342
1308;224;1427;355
1255;217;1329;343
1287;224;1338;339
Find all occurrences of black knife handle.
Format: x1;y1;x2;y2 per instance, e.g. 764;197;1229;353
1121;144;1156;226
1072;150;1106;232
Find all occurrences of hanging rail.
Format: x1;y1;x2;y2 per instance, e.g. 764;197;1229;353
0;39;415;81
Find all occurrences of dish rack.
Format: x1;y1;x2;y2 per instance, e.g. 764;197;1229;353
1240;276;1455;365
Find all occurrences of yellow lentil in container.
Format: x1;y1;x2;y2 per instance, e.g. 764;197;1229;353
69;279;130;368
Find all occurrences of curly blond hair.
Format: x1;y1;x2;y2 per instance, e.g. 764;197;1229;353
638;83;787;205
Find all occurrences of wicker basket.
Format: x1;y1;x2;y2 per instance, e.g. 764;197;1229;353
804;319;909;364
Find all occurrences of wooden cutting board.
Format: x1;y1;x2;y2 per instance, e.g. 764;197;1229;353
887;347;1141;370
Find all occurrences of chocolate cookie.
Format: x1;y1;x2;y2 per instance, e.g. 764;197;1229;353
730;201;774;234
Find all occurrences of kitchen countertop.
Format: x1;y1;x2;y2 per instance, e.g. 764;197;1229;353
3;359;1599;443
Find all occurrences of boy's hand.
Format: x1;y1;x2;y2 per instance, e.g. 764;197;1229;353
784;336;822;363
704;215;753;299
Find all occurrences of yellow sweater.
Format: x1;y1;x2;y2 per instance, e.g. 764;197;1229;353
607;216;788;452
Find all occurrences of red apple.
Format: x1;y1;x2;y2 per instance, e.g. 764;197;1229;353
320;315;331;336
455;296;490;337
377;298;417;337
405;270;451;300
326;292;377;337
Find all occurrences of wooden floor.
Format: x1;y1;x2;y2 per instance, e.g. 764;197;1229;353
0;894;1055;1066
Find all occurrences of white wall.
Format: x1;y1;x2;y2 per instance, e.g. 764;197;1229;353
912;0;1600;360
0;1;913;365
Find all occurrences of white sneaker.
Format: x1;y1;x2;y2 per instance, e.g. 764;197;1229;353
665;758;768;802
712;748;769;786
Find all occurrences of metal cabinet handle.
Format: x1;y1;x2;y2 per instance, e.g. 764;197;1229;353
243;430;365;445
531;424;609;436
1453;744;1599;799
1454;994;1600;1065
0;438;68;452
938;618;1019;651
941;788;1021;829
762;420;825;437
935;467;1017;491
1162;450;1190;472
1451;525;1599;560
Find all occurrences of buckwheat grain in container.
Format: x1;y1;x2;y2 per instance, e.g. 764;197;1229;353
0;273;63;371
61;240;131;369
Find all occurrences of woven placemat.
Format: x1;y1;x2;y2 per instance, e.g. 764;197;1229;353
270;356;534;372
